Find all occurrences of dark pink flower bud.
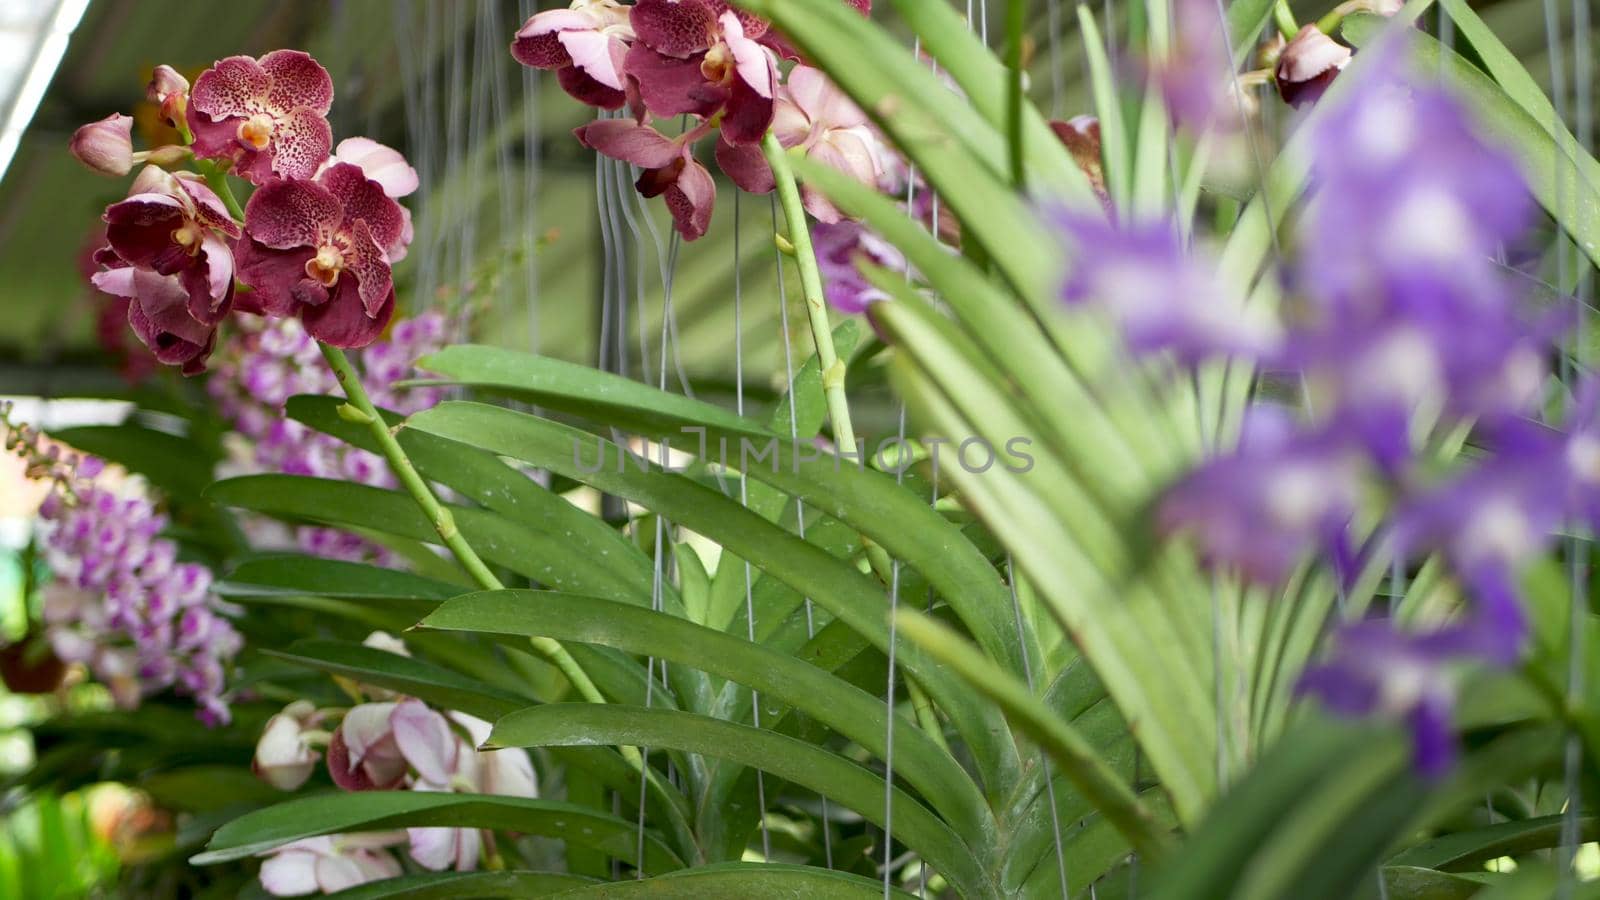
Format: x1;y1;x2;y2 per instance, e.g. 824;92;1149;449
70;114;134;176
1275;26;1352;109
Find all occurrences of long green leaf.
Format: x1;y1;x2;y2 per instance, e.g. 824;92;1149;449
194;792;683;874
404;401;1021;797
894;610;1171;860
323;872;596;898
264;640;533;721
490;704;995;899
419;590;992;845
542;863;914;898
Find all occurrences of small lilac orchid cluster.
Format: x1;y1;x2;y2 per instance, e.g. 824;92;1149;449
249;637;537;895
1;403;240;724
511;0;888;241
1056;51;1567;775
71;53;418;374
207;312;449;565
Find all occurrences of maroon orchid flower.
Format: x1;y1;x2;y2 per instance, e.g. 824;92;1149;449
186;50;334;185
511;0;635;110
102;166;240;329
625;4;775;145
234;162;407;348
90;247;219;375
706;0;872;63
576;119;716;240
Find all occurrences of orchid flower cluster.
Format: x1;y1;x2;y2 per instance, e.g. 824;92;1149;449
71;52;419;374
1057;50;1567;774
250;636;537;895
1;402;240;724
511;0;888;240
208;312;450;565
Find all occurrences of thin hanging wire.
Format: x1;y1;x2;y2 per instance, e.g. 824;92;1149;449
771;193;834;869
882;405;908;900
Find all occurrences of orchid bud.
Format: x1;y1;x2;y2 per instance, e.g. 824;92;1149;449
137;144;192;168
147;65;189;125
69;114;134;176
253;700;322;791
1275;26;1352;109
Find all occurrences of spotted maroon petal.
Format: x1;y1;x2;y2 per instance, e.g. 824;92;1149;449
233;237;315;317
575;119;685;169
625;44;726;119
631;0;717;57
758;29;803;62
512;30;569;70
318;163;406;255
184;108;244;163
260;49;333;115
706;2;769;38
344;219;395;315
663;158;715;240
268;106;334;181
244;178;340;250
103;195;186;273
175;176;241;237
190;56;269;120
303;278;394;349
714;138;773;194
511;8;600;68
718;70;775;145
556;65;627;110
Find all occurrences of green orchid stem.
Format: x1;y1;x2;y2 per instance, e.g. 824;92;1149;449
318;346;623;730
1316;0;1365;35
1274;0;1299;38
202;162;246;222
760;132;859;459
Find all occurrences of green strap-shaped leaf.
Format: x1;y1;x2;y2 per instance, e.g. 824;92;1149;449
405;401;1022;798
490;704;995;900
894;610;1171;860
287;395;670;613
217;555;457;604
193;792;683;874
409;352;1028;685
542;862;915;898
1388;814;1600;871
419;590;993;845
324;871;596;899
206;475;639;605
264;640;533;722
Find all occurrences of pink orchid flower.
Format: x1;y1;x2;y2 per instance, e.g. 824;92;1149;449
511;0;635;110
389;701;538;872
101;166;240;326
235;162;407;348
325;701;408;791
186;50;334;184
576;119;716;240
257;833;405;897
717;66;888;223
626;5;775;145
